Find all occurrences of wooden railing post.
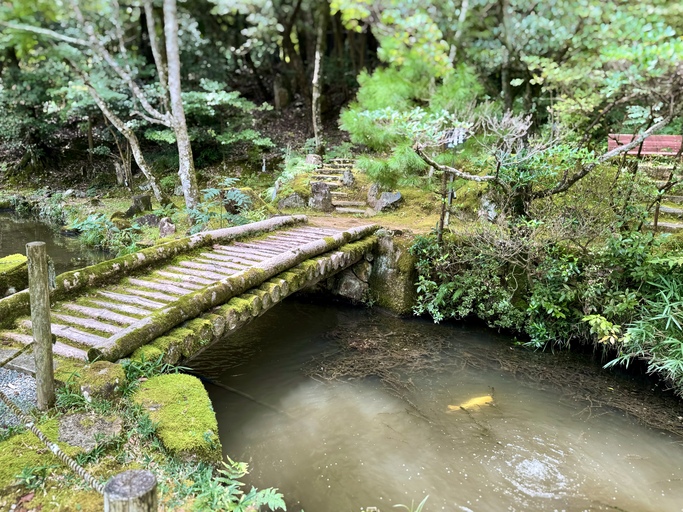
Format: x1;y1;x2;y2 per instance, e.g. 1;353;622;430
26;241;55;410
104;470;157;511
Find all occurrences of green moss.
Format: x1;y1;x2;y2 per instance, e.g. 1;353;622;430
0;419;83;492
131;344;164;362
0;254;28;296
227;296;253;315
56;360;126;400
133;374;222;463
323;236;336;246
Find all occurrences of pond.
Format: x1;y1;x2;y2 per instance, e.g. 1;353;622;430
0;211;109;275
189;300;683;512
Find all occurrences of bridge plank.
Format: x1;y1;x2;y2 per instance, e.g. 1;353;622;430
166;265;228;281
212;246;272;260
128;278;194;296
155;271;214;286
231;242;282;254
255;239;302;249
195;257;246;272
0;331;88;360
51;313;121;335
177;260;236;275
21;320;108;347
61;303;139;325
153;278;204;291
123;288;178;302
87;299;153;316
200;252;253;267
97;291;166;309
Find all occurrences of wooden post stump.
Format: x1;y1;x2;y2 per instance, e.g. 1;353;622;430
104;470;157;512
26;241;55;410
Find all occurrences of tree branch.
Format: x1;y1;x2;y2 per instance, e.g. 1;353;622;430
0;21;88;46
413;144;499;184
69;0;170;125
532;114;673;199
143;0;170;111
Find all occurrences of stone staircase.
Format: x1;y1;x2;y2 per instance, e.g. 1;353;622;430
313;158;369;215
641;162;683;232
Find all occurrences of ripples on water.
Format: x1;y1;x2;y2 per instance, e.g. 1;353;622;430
190;301;683;512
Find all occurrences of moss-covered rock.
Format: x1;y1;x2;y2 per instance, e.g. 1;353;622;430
133;374;222;463
0;254;28;297
368;234;417;315
55;360;126;401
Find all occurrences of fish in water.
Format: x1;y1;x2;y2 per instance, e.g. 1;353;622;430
448;395;493;411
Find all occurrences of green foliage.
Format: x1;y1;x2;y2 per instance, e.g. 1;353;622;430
15;464;59;491
394;495;429;512
412;225;683;394
193;457;286;511
121;354;185;396
187;177;253;233
71;214;141;256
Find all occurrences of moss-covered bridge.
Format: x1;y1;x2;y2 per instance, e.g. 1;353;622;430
0;216;379;369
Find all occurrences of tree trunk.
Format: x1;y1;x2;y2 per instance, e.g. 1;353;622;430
311;3;328;155
163;0;199;210
88;87;169;205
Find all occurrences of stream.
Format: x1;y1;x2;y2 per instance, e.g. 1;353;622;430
0;211;109;275
190;300;683;512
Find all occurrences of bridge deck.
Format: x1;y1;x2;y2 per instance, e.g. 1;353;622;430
0;225;349;363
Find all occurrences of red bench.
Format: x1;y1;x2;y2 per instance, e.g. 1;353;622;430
608;134;682;156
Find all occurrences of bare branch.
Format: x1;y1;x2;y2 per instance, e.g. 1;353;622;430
68;0;170;125
532;114;673;199
0;21;88;46
413;144;500;184
143;0;170;111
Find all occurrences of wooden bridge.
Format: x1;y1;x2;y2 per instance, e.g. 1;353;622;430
0;216;378;368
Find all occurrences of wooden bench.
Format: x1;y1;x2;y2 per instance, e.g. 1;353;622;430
608;134;682;156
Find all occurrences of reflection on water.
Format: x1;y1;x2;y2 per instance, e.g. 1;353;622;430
190;301;683;512
0;212;109;275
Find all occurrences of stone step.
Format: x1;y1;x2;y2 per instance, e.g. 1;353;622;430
657;222;683;233
311;174;342;181
333;200;365;207
663;195;683;204
331;191;348;197
318;168;345;174
659;205;683;217
335;207;367;214
0;331;87;361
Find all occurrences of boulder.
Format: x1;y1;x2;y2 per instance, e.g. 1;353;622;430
334;269;369;302
124;194;152;218
375;191;403;211
342;169;355;187
308;181;333;212
305;154;323;166
478;195;498;221
134;213;160;227
366;183;380;209
278;193;306;209
159;217;176;237
59;412;123;452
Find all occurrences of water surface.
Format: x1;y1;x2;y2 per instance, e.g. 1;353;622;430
190;301;683;512
0;212;108;275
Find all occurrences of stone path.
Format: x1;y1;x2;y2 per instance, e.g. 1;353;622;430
314;158;369;215
0;225;346;364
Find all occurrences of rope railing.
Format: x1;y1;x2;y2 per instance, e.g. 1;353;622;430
0;386;105;493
